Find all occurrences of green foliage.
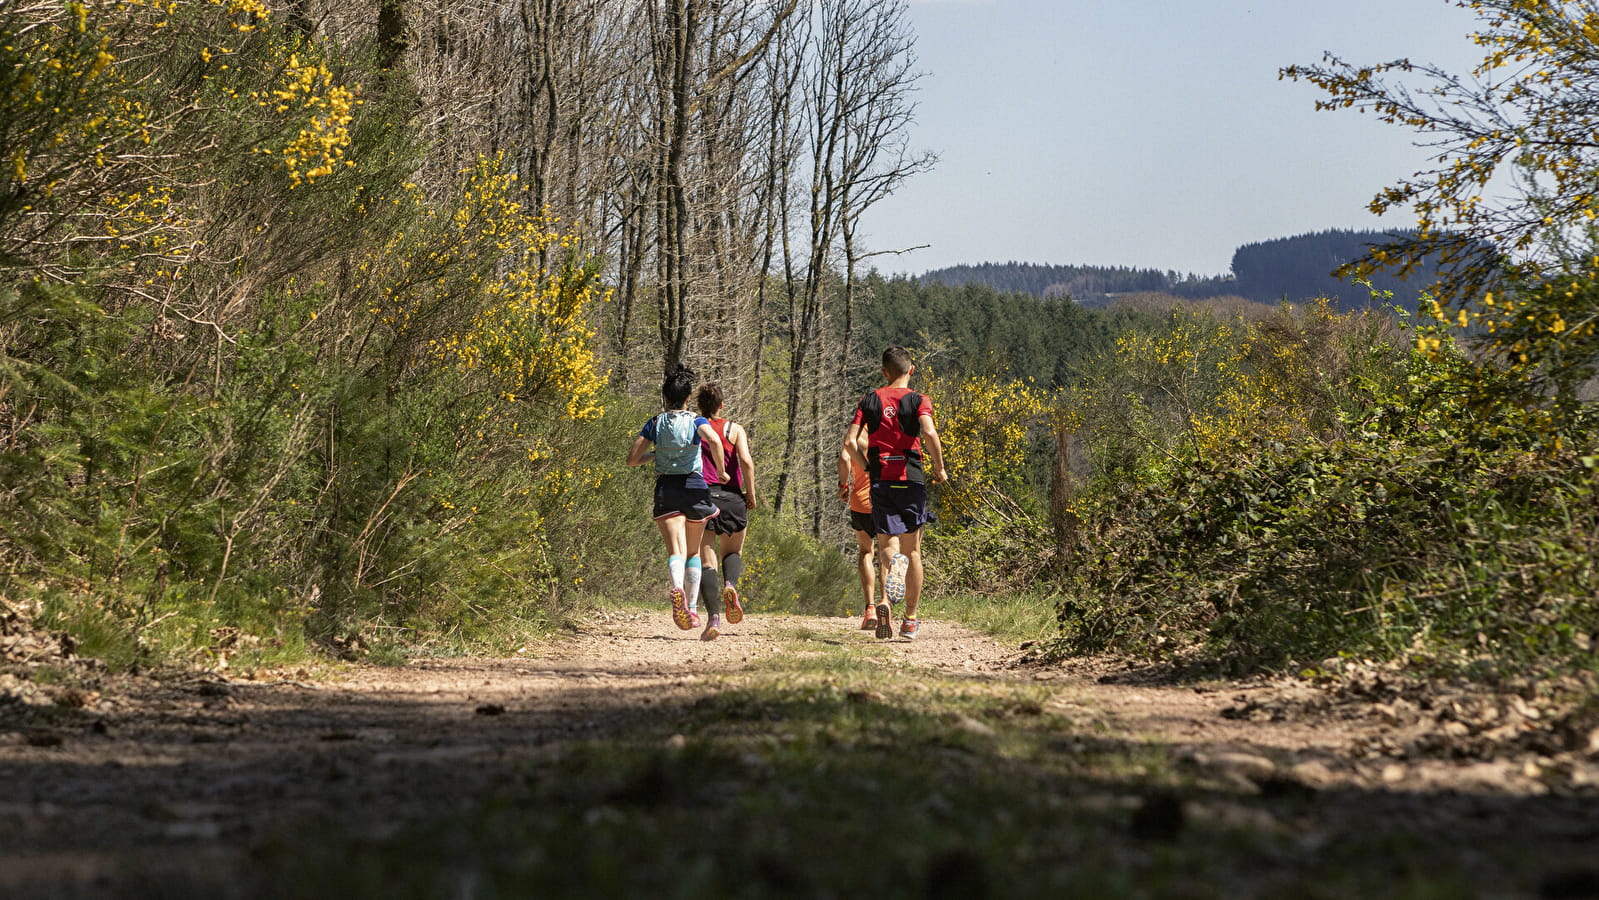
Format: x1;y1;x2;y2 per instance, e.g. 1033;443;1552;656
528;397;667;617
852;273;1142;389
0;5;617;668
925;500;1056;602
1053;329;1599;675
739;517;855;616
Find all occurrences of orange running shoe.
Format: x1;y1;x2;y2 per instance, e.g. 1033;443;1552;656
669;587;693;630
723;584;744;624
860;608;879;630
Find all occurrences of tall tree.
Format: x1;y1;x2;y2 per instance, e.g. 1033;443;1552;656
1283;0;1599;388
771;0;930;520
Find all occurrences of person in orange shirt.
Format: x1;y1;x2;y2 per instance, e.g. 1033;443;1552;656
838;434;885;632
844;345;948;640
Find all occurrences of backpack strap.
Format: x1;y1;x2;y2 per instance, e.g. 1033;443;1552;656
859;390;922;436
897;392;923;439
858;391;884;432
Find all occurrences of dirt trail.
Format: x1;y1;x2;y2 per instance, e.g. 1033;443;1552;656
2;613;1025;893
4;611;1599;897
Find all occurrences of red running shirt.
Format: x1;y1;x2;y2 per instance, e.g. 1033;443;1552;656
850;386;932;482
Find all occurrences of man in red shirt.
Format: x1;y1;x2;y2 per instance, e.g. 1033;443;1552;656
844;346;948;640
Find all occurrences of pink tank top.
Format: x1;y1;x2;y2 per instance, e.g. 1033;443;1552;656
700;418;744;493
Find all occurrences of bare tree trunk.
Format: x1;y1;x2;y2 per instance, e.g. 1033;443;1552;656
305;0;924;516
1050;422;1080;574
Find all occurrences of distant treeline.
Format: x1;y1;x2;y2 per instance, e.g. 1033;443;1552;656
920;229;1453;311
916;262;1215;301
852;274;1149;389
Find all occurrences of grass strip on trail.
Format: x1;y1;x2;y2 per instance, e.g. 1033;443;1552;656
247;621;1582;899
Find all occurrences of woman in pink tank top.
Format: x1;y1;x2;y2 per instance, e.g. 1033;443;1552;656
693;383;758;635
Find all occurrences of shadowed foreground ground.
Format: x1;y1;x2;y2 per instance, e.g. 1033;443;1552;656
3;612;1598;898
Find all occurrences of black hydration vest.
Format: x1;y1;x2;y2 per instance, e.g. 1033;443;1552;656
858;389;924;483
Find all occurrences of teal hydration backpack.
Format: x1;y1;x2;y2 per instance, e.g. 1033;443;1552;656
653;410;702;476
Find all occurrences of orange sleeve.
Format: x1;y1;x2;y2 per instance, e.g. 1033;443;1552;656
849;460;872;513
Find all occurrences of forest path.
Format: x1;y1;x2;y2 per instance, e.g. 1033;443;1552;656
3;611;1598;897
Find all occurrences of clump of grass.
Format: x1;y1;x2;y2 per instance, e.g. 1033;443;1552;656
930;590;1058;645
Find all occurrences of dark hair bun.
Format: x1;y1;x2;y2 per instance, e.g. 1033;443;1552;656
661;362;697;406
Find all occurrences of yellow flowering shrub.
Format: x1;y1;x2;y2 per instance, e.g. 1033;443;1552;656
1071;301;1404;483
1191;299;1358;458
1283;1;1599;395
1071;311;1238;478
927;373;1049;519
425;159;609;421
252;53;357;187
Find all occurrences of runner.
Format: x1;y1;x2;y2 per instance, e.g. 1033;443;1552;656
844;345;948;640
695;382;757;634
625;364;726;640
838;434;885;631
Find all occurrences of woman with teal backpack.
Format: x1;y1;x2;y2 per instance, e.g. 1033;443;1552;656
626;364;728;640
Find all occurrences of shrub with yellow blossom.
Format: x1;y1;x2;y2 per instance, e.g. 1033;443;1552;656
1284;1;1599;399
0;2;623;665
251;52;357;188
925;373;1049;520
365;156;611;422
1192;298;1402;460
1069;310;1239;483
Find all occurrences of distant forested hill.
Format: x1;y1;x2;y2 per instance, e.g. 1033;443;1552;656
917;261;1206;302
920;229;1453;311
852;274;1150;389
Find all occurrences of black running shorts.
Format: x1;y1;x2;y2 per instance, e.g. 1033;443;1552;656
869;481;929;536
653;475;718;522
704;486;748;534
849;509;877;536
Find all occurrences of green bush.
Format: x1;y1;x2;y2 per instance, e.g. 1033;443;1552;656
0;4;638;669
1051;346;1599;675
738;515;855;617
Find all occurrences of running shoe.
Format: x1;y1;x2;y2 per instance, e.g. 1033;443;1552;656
688;610;702;629
669;588;693;630
874;602;893;640
723;584;744;624
885;553;909;604
860;608;879;630
899;617;919;641
701;613;722;642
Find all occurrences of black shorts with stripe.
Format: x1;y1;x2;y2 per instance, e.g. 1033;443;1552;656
870;481;930;536
653;474;718;522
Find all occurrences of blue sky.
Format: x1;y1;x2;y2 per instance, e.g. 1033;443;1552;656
861;0;1484;277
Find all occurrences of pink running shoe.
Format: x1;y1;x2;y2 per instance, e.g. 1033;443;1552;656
723;584;744;624
669;588;693;630
701;613;722;642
